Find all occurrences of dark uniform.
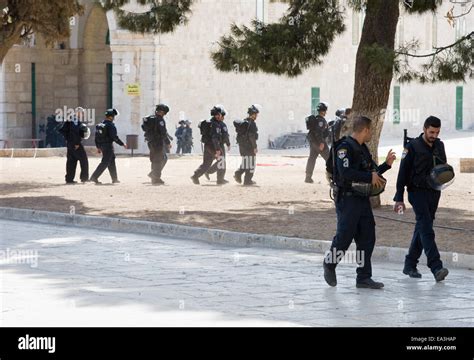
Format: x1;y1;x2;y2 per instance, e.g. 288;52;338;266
90;119;124;183
58;117;89;183
306;114;330;181
143;114;171;184
207;120;230;181
234;117;258;185
394;134;447;276
192;117;227;184
325;136;391;286
182;124;193;154
175;123;185;154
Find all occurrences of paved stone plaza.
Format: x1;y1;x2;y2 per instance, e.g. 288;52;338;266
1;219;473;327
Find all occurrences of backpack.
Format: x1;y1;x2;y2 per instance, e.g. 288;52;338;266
305;115;317;131
326;136;349;185
95;123;108;143
233;119;250;144
142;116;156;142
199;119;212;143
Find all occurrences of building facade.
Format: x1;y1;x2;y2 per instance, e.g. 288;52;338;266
0;0;471;152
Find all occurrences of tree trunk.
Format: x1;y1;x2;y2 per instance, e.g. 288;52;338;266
345;0;400;207
0;23;24;64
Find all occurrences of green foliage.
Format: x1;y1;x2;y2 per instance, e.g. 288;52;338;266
101;0;192;34
211;0;346;77
396;31;474;83
0;0;83;62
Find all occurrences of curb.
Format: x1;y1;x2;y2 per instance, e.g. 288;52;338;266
0;207;472;270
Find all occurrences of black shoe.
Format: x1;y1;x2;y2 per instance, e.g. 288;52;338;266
216;179;229;185
305;177;314;184
65;181;77;185
243;180;257;186
81;179;90;183
323;261;337;287
204;172;210;181
152;179;165;186
434;268;449;282
403;267;422;278
234;174;242;184
90;178;102;185
112;180;121;184
356;278;384;289
190;175;200;185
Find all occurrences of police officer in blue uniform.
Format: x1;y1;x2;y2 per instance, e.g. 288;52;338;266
58;107;90;184
206;110;231;184
323;116;396;289
393;116;450;282
175;120;185;154
305;102;330;183
142;104;172;185
191;105;228;185
234;105;260;186
90;109;128;184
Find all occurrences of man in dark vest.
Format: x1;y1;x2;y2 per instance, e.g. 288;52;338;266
394;116;450;282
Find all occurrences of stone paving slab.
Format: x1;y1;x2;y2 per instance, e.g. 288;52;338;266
1;219;473;327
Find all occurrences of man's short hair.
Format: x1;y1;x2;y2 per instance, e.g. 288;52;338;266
353;116;372;132
424;116;441;129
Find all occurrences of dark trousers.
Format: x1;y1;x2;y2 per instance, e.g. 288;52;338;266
305;140;329;177
325;195;376;281
148;142;168;181
65;144;89;182
235;148;256;183
91;144;118;182
194;144;223;180
405;190;443;273
176;141;183;154
205;146;226;181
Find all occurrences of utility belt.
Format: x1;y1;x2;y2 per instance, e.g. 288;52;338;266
336;180;386;198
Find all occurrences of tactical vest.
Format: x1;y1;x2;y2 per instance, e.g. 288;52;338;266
409;137;445;189
337;137;374;189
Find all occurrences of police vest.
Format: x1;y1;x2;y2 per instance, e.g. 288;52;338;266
336;137;375;190
409;138;445;189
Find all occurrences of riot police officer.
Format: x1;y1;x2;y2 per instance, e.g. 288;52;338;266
323;116;396;289
58;107;90;184
393;116;450;282
142;104;172;185
182;120;193;154
305;102;330;183
175;120;185;154
90;109;128;184
191;105;228;185
234;105;260;186
206;110;231;183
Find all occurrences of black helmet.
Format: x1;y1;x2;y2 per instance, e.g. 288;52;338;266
211;105;226;116
335;108;345;118
80;123;91;140
105;108;119;117
427;164;455;191
351;177;387;197
156;104;170;114
317;102;328;112
248;104;260;115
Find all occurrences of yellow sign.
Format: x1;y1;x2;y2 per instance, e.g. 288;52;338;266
126;84;140;96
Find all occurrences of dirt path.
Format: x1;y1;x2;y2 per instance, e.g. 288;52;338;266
1;154;472;254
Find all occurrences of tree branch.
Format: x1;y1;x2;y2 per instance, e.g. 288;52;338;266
395;31;473;58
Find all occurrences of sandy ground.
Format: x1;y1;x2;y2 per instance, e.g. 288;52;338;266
0;151;472;254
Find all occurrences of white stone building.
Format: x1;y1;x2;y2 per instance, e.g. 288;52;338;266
0;0;472;153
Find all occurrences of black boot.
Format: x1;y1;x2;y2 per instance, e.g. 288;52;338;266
434;268;449;282
323;261;337;287
356;278;384;289
403;267;422;278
